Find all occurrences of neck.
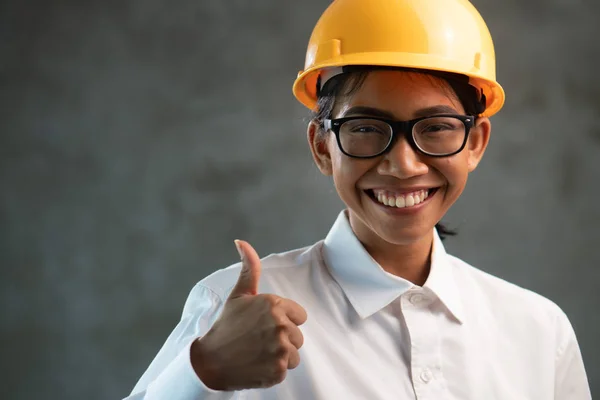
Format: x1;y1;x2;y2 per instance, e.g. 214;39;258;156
349;215;434;286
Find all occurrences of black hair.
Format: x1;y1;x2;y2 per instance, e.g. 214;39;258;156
311;66;486;240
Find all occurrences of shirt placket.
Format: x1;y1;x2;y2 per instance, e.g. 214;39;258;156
400;288;447;400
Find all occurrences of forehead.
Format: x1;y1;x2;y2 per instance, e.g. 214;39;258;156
335;70;464;119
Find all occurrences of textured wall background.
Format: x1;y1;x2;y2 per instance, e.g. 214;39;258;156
1;0;598;399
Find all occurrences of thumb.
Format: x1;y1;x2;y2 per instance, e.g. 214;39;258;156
229;240;262;298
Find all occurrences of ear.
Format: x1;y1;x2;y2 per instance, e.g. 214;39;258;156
466;117;491;172
307;120;333;176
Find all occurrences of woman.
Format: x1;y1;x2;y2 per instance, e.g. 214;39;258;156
126;0;591;398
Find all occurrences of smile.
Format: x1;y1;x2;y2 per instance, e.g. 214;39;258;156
366;188;438;209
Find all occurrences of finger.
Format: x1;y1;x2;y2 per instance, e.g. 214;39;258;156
281;299;308;326
229;240;262;298
287;324;304;349
287;347;301;370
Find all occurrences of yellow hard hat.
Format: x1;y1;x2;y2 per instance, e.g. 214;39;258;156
292;0;505;117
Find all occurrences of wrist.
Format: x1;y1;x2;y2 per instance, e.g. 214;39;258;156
190;337;226;391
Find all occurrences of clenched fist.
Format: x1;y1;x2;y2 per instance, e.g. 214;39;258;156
191;240;308;391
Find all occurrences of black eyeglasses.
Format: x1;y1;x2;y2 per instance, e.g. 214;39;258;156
323;114;475;158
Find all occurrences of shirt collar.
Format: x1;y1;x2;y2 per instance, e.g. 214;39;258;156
322;210;465;323
426;226;466;324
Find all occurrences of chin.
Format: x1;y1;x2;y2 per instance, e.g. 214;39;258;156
374;222;435;246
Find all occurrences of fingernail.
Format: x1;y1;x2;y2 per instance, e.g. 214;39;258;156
234;240;244;261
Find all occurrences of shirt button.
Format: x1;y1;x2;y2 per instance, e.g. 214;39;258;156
409;293;426;306
420;368;433;383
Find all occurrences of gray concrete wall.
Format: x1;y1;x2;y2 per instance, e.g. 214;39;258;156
1;0;598;398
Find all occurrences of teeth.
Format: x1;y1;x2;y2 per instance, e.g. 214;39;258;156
372;189;432;209
395;196;405;207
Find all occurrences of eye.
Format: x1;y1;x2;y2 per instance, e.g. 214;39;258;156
350;125;386;134
421;124;453;133
342;119;391;134
415;117;464;135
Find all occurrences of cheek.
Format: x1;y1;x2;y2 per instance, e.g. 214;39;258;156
327;141;352;194
331;158;361;191
435;156;470;195
330;154;374;198
328;137;353;182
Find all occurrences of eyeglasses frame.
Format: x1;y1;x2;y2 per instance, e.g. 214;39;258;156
323;114;475;159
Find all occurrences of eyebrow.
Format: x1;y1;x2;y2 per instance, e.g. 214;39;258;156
342;105;460;119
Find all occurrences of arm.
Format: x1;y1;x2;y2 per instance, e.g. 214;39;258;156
123;283;235;400
554;311;591;400
124;240;307;399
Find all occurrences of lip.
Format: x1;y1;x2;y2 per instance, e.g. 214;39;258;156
364;187;438;215
366;186;439;195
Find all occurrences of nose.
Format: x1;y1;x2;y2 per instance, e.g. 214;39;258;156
377;136;429;179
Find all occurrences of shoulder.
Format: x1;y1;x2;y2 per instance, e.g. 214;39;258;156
447;254;589;393
447;254;571;334
192;241;323;301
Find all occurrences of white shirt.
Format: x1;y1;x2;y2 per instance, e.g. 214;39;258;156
125;211;591;400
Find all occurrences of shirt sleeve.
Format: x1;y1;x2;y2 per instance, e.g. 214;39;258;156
554;310;592;400
123;283;235;400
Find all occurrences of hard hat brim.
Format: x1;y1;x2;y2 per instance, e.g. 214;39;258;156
293;52;505;117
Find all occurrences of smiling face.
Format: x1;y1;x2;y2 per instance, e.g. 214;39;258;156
308;70;491;250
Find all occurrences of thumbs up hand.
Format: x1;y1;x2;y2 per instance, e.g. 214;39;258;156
191;240;308;391
229;240;263;297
